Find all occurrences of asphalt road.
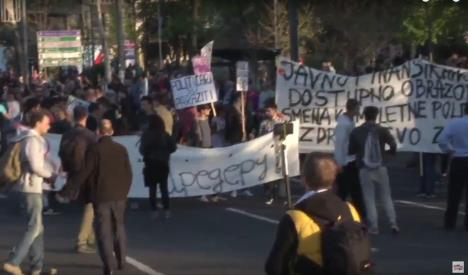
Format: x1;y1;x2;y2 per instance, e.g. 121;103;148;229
0;153;467;275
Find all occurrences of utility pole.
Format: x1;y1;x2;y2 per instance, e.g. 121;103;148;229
192;0;199;55
274;0;278;49
287;0;299;61
96;0;111;85
157;0;163;68
21;0;29;86
116;0;125;81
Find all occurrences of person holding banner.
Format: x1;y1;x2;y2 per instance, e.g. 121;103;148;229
224;93;244;146
334;99;366;220
437;104;468;231
224;93;254;197
349;106;399;235
196;104;222;203
259;99;286;205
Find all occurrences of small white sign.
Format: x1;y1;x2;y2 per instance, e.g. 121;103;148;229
236;61;249;91
453;261;464;274
170;72;218;109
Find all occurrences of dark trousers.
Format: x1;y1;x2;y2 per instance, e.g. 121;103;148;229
336;161;367;221
149;182;169;211
419;153;438;196
445;157;468;230
93;200;127;274
144;162;170;211
264;180;280;201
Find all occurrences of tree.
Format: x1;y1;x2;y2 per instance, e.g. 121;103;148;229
244;0;319;59
402;0;463;61
309;0;406;72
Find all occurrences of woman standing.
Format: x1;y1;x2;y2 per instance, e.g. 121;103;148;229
139;114;177;219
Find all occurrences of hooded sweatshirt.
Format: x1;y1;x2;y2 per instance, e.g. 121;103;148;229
15;129;54;194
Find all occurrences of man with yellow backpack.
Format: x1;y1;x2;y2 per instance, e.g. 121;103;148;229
265;153;373;275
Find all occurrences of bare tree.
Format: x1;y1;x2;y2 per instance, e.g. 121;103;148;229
244;0;319;59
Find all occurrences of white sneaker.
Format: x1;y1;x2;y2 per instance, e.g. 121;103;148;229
243;190;253;197
211;196;220;203
230;191;238;198
55;193;70;204
43;209;61;216
265;198;274;205
200;196;210;203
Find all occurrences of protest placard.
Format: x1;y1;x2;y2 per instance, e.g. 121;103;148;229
236;61;249;91
170;72;218;110
192;56;211;75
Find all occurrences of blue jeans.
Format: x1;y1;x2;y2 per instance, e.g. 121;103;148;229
9;193;44;271
359;167;397;230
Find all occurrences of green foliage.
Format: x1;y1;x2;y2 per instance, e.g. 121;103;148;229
402;0;462;46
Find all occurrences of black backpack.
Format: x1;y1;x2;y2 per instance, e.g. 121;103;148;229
313;208;374;275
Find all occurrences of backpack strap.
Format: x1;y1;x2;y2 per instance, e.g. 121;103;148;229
346;202;362;223
286;210;324;267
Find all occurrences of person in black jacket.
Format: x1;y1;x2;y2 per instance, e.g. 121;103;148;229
58;106;98;254
265;153;362;275
139;114;176;220
67;119;132;275
224;94;244;145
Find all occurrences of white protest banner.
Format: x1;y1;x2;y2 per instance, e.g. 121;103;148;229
48;121;300;198
170;72;218;110
236;61;249;91
276;57;468;153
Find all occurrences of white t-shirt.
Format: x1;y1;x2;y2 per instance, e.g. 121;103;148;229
334;114;356;167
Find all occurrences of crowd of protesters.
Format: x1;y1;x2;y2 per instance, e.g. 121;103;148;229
1;51;467;274
0;64;278;275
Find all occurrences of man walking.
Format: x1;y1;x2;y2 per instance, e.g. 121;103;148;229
3;110;58;275
334;99;366;219
349;106;399;235
68;119;132;275
437;104;468;231
58;106;98;254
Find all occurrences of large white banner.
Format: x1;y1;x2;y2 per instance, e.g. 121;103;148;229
48;122;300;198
276;57;468;153
170;72;218;109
